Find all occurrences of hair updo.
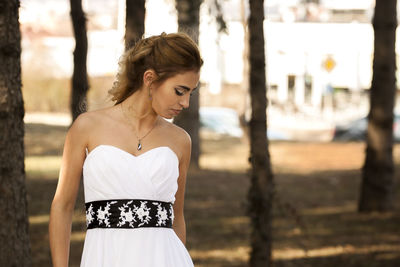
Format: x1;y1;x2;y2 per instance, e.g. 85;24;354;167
109;32;203;104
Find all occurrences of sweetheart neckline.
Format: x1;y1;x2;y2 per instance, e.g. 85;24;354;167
84;145;179;167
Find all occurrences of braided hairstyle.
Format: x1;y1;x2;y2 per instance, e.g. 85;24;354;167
109;32;203;104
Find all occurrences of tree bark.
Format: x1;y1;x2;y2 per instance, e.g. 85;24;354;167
247;0;274;266
0;0;31;266
359;0;397;212
125;0;145;50
70;0;89;121
174;0;202;169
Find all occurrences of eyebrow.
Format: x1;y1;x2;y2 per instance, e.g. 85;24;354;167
177;84;200;91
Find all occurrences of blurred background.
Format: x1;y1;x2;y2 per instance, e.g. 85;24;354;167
19;0;400;266
22;0;400;142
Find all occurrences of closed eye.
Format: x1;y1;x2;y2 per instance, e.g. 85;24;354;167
175;84;199;97
174;88;185;96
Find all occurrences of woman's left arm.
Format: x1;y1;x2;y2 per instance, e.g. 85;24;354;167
172;132;192;245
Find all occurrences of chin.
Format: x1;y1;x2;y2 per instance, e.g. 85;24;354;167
160;115;174;122
161;114;174;120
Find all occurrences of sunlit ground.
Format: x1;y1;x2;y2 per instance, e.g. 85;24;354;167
25;123;400;267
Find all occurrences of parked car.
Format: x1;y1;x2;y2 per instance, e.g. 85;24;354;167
199;107;243;138
333;114;400;142
267;128;290;141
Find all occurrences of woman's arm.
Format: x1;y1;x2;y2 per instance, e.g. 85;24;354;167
172;131;192;245
49;114;89;267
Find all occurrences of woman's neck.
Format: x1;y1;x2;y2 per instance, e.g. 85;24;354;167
120;88;158;133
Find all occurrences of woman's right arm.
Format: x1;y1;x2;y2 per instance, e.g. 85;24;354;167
49;114;90;267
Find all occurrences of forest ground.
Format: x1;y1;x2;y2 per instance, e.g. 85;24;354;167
25;122;400;267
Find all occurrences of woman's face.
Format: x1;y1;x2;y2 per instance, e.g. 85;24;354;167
151;70;200;119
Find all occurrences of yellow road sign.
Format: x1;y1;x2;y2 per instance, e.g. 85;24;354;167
323;56;336;72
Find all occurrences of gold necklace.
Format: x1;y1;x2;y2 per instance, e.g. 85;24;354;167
120;103;158;151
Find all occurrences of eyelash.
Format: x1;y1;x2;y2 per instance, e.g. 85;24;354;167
175;88;184;96
175;88;195;97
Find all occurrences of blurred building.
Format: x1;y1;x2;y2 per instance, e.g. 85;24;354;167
202;0;381;114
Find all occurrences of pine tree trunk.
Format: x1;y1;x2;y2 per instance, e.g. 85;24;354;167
174;0;202;169
125;0;145;50
359;0;397;212
248;0;274;266
70;0;89;121
0;0;31;266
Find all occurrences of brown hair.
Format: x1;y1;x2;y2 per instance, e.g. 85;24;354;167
109;32;203;104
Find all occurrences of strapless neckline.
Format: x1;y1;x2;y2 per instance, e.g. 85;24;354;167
84;145;179;168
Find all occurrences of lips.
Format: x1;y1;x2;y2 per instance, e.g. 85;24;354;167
172;109;182;115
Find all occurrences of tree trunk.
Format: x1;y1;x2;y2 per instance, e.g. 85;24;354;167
247;0;274;266
70;0;89;121
174;0;202;169
359;0;397;212
0;0;31;266
125;0;145;50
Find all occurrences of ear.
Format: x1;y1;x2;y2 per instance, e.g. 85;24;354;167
143;69;157;87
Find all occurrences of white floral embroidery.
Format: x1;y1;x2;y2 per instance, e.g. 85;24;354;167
86;199;173;229
96;201;116;227
153;202;168;226
169;205;174;223
117;200;137;227
86;204;95;227
133;201;151;227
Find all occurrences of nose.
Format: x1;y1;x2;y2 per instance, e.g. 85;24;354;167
179;95;190;109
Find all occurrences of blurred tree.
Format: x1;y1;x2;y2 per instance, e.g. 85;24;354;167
0;0;31;266
359;0;397;212
70;0;89;121
247;0;274;266
125;0;145;50
174;0;227;169
207;0;227;34
174;0;202;169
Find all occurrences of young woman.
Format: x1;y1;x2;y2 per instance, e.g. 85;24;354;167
49;32;203;267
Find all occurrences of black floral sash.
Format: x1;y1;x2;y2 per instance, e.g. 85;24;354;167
85;199;174;229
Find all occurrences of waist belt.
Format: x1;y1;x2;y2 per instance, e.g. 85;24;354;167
85;199;174;229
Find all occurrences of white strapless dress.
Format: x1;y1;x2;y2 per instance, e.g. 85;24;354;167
80;145;194;267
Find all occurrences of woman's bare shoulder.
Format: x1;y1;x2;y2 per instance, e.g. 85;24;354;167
67;107;115;143
159;119;191;163
161;119;191;147
70;110;100;131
